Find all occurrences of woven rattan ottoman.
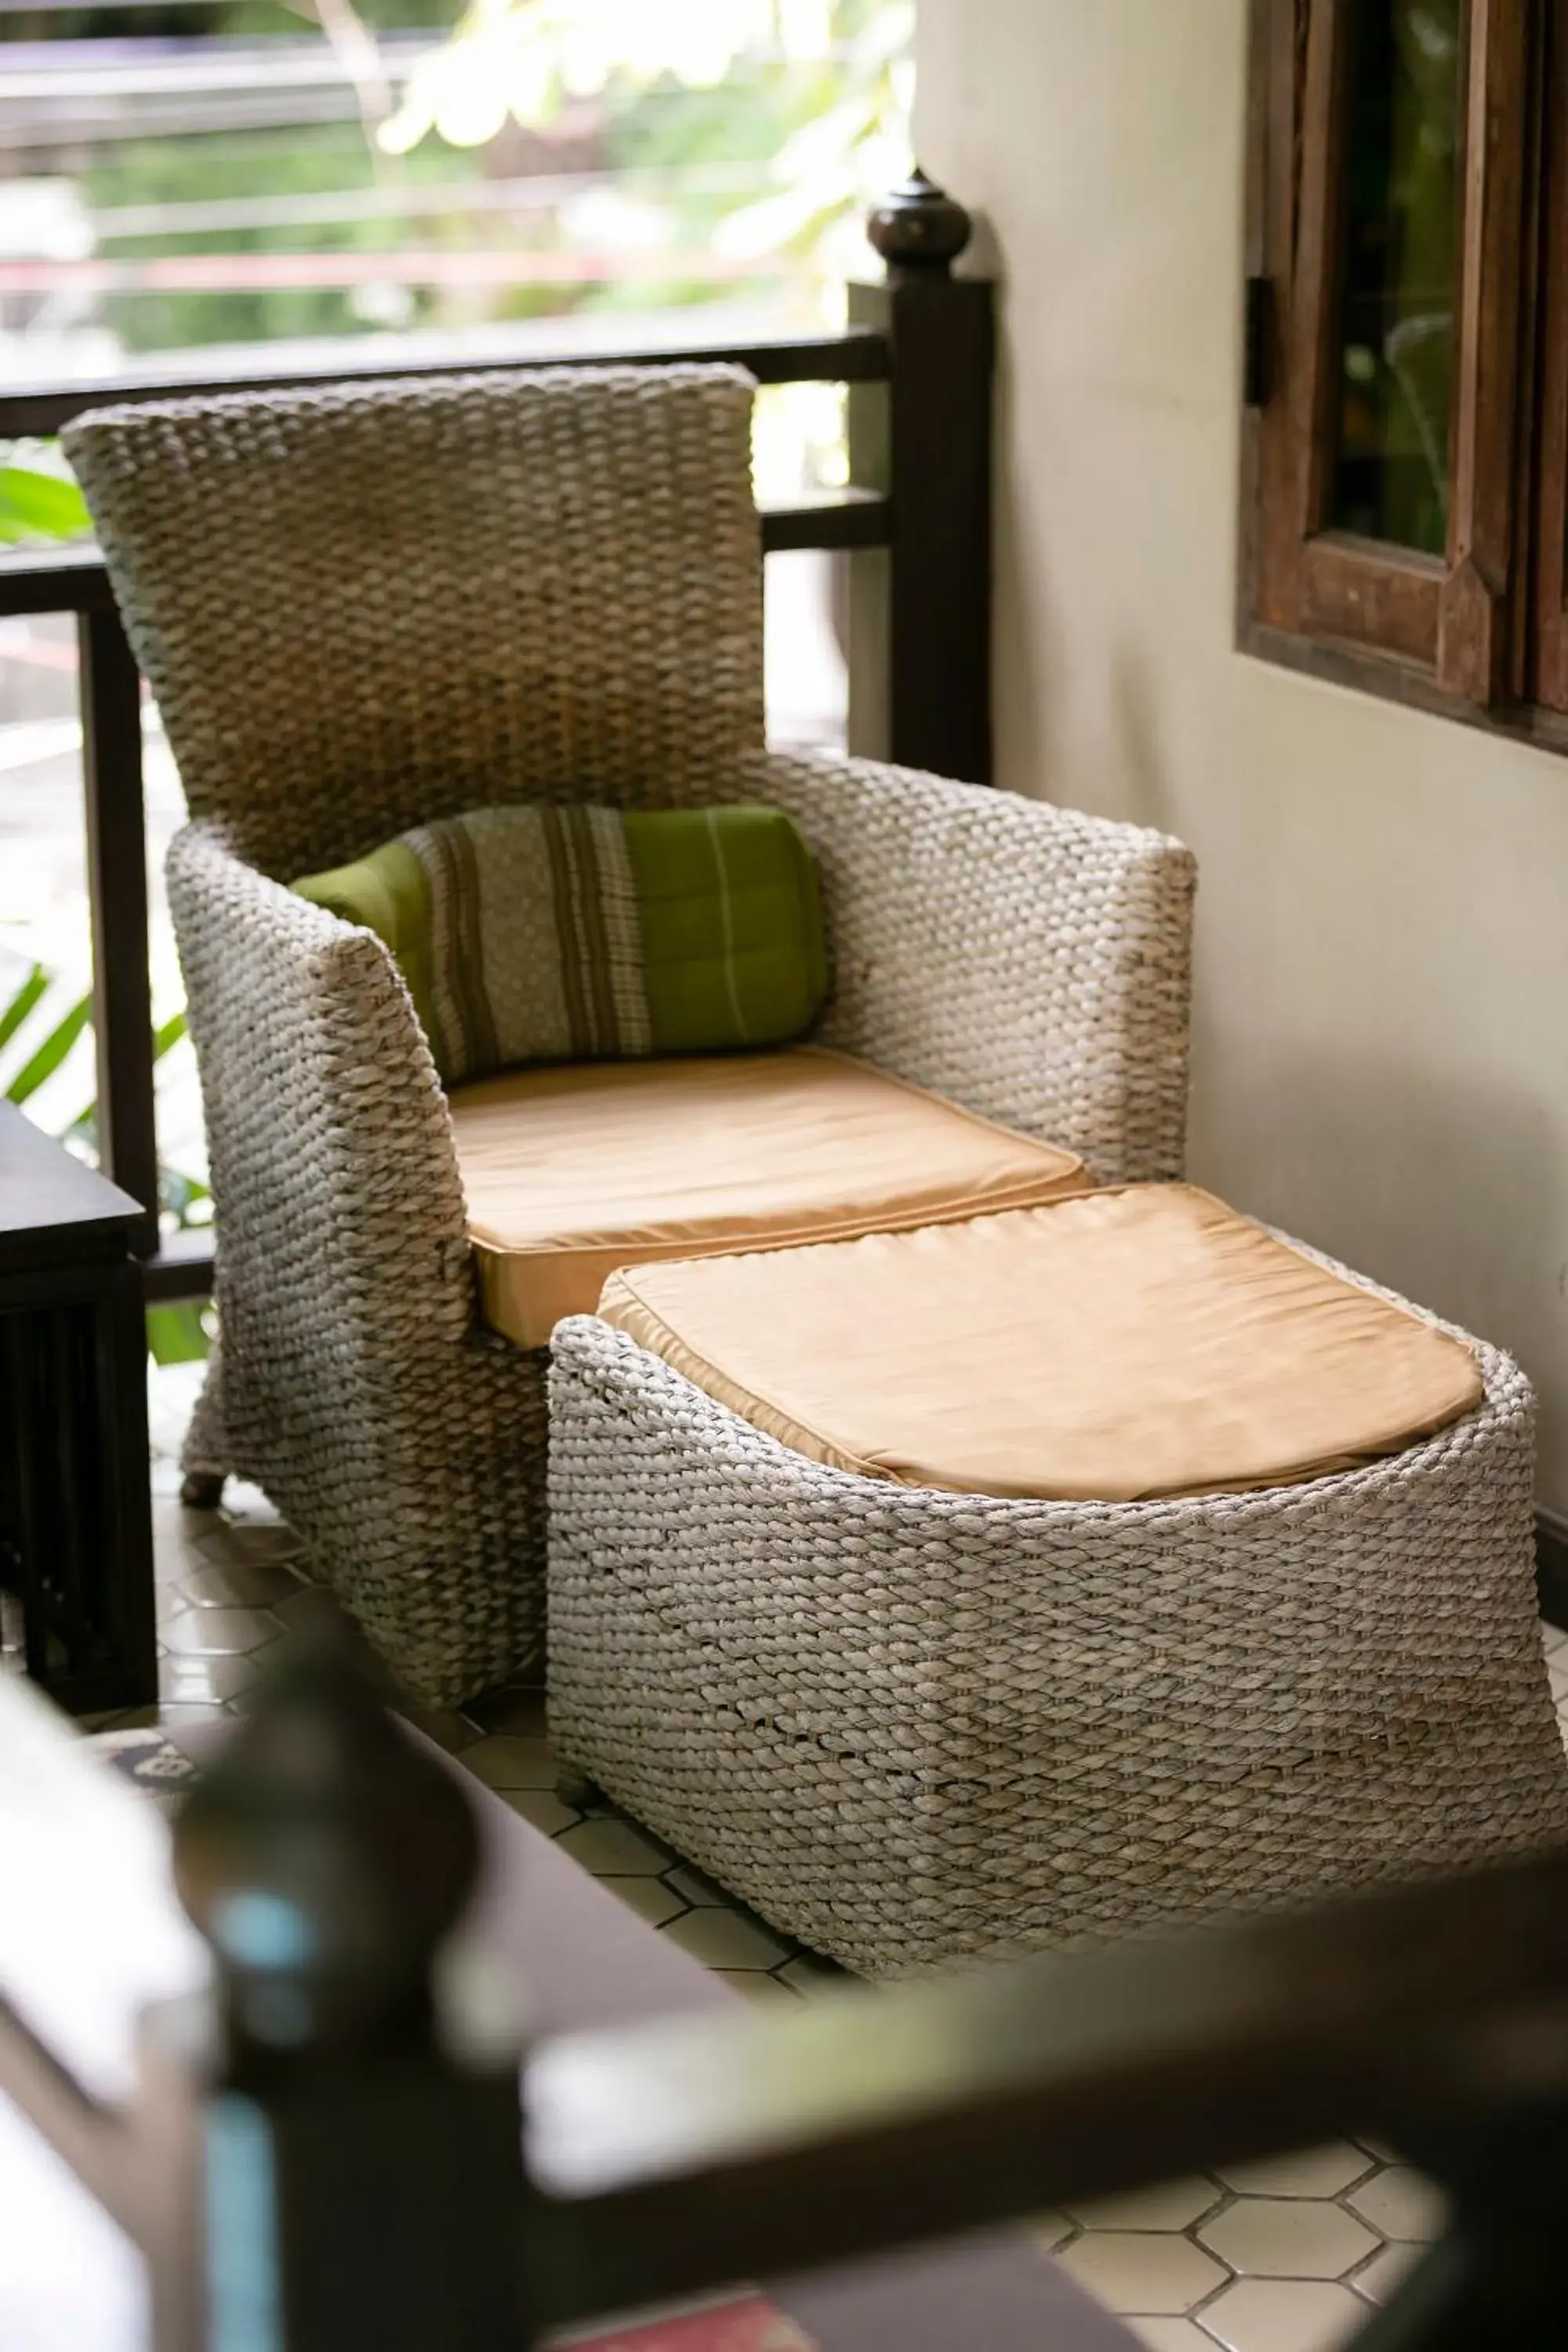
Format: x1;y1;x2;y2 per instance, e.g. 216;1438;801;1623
546;1200;1568;1977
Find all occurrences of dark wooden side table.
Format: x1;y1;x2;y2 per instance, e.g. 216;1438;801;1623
0;1103;158;1714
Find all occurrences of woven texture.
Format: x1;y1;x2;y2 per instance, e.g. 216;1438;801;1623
737;749;1196;1185
548;1261;1568;1976
71;365;1195;1706
168;825;552;1693
65;365;764;877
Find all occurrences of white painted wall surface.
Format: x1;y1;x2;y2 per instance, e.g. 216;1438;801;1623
916;0;1568;1508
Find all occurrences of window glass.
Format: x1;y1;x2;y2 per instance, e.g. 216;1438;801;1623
1330;0;1462;557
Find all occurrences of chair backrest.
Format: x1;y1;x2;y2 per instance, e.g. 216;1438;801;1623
64;365;765;877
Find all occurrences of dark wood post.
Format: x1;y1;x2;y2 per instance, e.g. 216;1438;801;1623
78;604;160;1259
0;1102;157;1711
163;1604;532;2352
850;172;994;783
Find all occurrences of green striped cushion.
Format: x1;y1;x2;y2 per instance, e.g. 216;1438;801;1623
292;803;829;1086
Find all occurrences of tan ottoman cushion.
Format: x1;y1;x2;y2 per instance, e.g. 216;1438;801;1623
597;1183;1484;1501
449;1046;1087;1349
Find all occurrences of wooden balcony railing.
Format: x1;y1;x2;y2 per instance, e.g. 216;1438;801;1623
3;1613;1568;2350
0;172;993;1294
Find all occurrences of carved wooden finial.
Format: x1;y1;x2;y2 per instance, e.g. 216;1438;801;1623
866;169;973;277
172;1594;481;2062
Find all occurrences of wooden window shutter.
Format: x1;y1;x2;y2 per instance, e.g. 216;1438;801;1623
1250;0;1530;703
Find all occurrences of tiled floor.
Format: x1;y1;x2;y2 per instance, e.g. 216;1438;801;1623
24;1366;1568;2352
123;1492;833;2009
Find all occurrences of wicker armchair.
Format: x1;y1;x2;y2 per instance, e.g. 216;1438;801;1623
65;365;1196;1707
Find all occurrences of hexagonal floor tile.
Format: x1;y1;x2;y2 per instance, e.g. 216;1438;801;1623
195;1520;303;1566
660;1907;793;1971
1214;2143;1374;2199
463;1685;547;1737
269;1588;334;1633
1344;2166;1446;2243
151;1496;208;1559
399;1703;483;1755
1027;2212;1074;2255
159;1606;281;1657
774;1952;844;1997
1198;2198;1377;2281
499;1788;580;1838
1065;2176;1222;2232
555;1817;674;1876
712;1970;804;2009
663;1862;734;1908
175;1559;305;1610
1127;2322;1217;2352
605;1876;689;1930
1198;2278;1367;2352
1350;2241;1424;2306
1054;2231;1227;2316
461;1734;558;1790
152;1705;235;1759
158;1650;265;1704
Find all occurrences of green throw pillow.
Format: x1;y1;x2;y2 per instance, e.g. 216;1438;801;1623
292;803;829;1087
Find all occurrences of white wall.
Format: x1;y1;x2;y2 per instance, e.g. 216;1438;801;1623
916;0;1568;1510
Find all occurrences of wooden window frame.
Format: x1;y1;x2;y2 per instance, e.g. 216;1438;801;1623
1238;0;1568;750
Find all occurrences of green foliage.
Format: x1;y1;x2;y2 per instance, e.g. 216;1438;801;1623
35;0;446;49
575;63;803;319
31;0;909;361
0;450;93;549
85;124;458;356
146;1301;214;1365
0;975;193;1127
158;1153;212;1231
2;979;93;1108
382;0;913;304
0;965;49;1056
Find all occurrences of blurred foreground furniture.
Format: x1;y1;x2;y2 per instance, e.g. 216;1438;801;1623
0;1647;1131;2352
5;1627;1568;2350
0;1103;156;1714
63;360;1194;1708
550;1187;1568;1972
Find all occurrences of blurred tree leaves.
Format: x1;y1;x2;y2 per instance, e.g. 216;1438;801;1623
0;448;93;547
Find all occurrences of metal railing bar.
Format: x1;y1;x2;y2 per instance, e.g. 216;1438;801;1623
143;1241;215;1304
0;493;891;619
0;328;890;440
765;490;891;551
88;161;780;241
0;544;117;617
78;607;160;1256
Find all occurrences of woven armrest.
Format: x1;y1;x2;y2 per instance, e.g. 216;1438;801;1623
168;818;476;1370
742;749;1196;1183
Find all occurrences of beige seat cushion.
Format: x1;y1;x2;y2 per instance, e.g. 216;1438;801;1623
597;1184;1485;1501
449;1046;1088;1349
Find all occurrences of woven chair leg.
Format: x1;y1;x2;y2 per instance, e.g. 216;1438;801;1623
180;1335;230;1509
